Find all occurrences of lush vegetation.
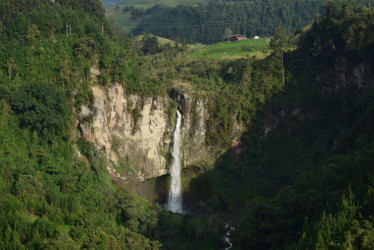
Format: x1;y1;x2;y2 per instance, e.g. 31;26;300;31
188;38;270;59
116;0;325;43
0;0;222;248
109;0;374;44
1;0;374;249
105;0;211;33
112;0;210;9
185;1;374;249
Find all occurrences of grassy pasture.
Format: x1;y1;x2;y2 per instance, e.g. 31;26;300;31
188;38;271;59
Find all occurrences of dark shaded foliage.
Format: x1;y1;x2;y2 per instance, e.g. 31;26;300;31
132;0;325;44
11;82;70;143
185;1;374;249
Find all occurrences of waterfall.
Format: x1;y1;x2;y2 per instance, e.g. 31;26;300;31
167;110;183;213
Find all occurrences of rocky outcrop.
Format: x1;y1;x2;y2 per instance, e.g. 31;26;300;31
78;83;243;183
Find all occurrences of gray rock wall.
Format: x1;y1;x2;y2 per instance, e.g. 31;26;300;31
78;84;243;183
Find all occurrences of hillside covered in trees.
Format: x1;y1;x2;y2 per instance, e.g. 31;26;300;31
0;0;221;248
131;0;324;44
0;0;374;249
113;0;374;44
196;1;374;248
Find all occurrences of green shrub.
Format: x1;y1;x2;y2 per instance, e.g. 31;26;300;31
11;82;70;143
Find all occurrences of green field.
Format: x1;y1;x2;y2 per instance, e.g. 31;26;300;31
105;0;210;33
188;38;271;59
132;35;272;59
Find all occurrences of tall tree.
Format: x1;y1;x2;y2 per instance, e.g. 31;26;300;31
141;33;160;54
270;26;288;85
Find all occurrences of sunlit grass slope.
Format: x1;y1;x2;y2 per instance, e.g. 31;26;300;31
134;34;176;46
188;38;271;59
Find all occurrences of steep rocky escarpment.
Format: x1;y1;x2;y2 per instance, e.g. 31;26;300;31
78;84;244;182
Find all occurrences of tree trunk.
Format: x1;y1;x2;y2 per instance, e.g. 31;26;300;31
281;53;285;85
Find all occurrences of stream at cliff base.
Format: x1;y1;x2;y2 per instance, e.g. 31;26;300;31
222;223;235;250
167;110;183;213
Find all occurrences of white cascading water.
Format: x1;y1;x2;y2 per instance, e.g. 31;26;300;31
167;110;183;213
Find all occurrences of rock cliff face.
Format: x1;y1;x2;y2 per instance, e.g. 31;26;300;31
78;84;243;183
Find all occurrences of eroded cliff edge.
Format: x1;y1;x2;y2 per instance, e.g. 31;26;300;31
77;83;244;183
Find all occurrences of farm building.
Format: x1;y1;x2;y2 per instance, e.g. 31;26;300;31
230;34;247;41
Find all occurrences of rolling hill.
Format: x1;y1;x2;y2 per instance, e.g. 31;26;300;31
105;0;210;33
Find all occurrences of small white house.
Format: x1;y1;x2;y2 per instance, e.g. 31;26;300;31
254;36;260;39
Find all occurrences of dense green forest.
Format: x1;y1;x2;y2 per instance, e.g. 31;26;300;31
130;0;324;44
0;0;221;248
1;0;374;249
188;1;374;249
126;0;374;44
